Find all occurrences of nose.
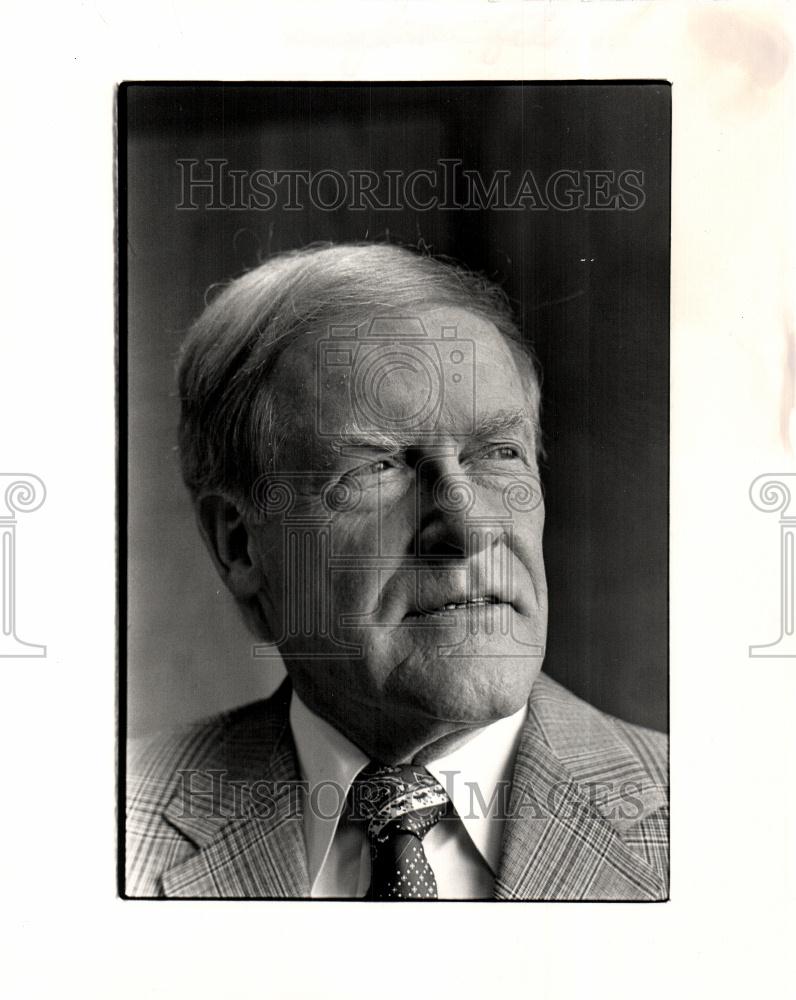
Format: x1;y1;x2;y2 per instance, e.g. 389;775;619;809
414;457;504;559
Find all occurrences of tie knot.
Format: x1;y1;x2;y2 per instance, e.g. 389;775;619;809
352;763;450;844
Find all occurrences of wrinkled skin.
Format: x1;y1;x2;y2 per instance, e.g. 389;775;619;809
213;308;548;763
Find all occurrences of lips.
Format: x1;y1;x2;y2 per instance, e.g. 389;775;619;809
429;595;501;613
392;559;526;622
405;592;514;619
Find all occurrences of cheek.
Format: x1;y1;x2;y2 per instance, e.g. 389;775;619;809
331;511;382;553
250;525;286;588
508;502;544;550
329;495;415;556
508;509;547;593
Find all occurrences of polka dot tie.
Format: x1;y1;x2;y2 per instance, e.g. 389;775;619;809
352;763;450;900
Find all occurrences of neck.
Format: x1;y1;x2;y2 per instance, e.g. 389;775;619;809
410;727;488;765
292;683;487;765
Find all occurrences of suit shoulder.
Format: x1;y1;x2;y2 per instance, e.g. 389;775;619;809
610;714;668;787
125;686;290;897
128;712;231;785
529;672;668;791
129;684;289;775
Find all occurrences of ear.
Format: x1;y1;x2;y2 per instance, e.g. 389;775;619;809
196;495;263;601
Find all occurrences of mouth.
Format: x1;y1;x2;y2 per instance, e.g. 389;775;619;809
404;595;513;619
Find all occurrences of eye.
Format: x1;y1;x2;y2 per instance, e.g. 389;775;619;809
347;456;401;483
485;444;523;461
367;459;393;474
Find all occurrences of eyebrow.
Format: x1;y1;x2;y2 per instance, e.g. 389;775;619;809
326;408;536;455
470;408;535;442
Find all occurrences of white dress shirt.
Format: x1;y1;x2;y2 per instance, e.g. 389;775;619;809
289;692;527;899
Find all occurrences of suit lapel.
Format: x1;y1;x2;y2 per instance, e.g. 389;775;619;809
159;683;311;898
495;675;667;901
153;673;664;900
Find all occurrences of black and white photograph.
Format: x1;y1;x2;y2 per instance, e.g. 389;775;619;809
122;82;670;900
3;1;795;997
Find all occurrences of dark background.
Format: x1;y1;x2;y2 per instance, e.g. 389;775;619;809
124;83;669;735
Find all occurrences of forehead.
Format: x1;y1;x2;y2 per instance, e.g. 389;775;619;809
271;307;529;452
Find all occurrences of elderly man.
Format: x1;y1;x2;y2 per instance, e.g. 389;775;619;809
126;243;668;900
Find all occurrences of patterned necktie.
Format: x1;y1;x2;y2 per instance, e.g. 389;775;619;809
352;762;450;900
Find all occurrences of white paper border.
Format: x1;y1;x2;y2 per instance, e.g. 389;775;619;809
1;2;794;997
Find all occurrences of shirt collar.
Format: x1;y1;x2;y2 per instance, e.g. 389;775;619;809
424;704;527;873
289;693;369;886
289;691;527;886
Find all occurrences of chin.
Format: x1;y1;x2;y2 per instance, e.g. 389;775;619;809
391;649;543;726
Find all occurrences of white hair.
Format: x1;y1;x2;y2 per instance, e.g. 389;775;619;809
177;242;541;512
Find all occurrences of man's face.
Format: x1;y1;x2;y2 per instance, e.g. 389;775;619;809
249;307;547;741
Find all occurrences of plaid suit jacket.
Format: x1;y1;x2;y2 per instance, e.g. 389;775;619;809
126;672;668;900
